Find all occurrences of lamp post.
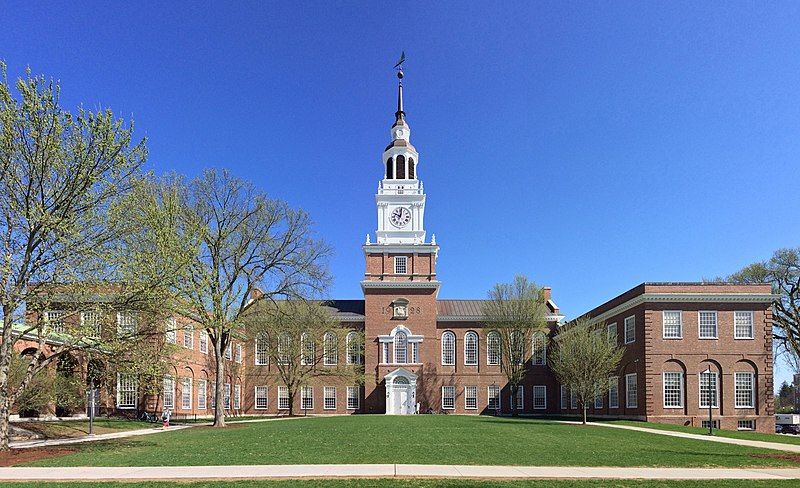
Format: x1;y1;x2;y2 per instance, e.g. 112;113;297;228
706;366;714;436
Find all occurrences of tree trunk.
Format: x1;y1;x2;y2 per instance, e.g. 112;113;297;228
511;384;518;417
212;336;226;428
0;310;14;450
0;399;9;451
287;390;294;417
583;404;587;425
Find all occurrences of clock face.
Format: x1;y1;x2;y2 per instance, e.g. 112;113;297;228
390;207;411;228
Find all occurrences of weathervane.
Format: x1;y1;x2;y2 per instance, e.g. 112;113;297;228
394;51;406;80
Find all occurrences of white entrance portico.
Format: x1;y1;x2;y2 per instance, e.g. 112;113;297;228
385;367;417;415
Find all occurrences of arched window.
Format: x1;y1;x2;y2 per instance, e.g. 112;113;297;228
394;331;408;364
346;331;360;365
487;331;501;365
394;376;410;386
532;332;546;365
464;331;478;365
300;333;314;365
510;331;525;365
277;333;290;365
255;332;269;365
386;157;394;179
408;158;415;179
396;155;406;179
441;331;455;365
323;332;338;366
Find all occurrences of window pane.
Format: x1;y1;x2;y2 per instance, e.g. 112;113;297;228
465;332;478;365
735;312;754;339
663;311;682;338
699;312;717;338
465;386;477;410
663;372;683;408
533;385;546;409
735;372;754;408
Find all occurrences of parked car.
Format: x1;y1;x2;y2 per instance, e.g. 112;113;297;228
777;424;800;435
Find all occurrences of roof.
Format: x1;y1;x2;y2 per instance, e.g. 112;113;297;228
320;300;366;321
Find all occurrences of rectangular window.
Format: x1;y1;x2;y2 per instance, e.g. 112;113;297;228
46;310;66;334
199;331;208;354
626;373;638;409
560;385;568;410
411;342;419;363
324;386;336;410
165;317;177;344
607;323;617;344
233;384;241;410
487;333;501;365
738;419;755;430
663;372;683;408
235;344;242;363
117;311;137;336
81;311;101;337
609;377;619;409
278;386;290;410
382;342;389;364
255;336;269;365
735;311;754;339
301;386;313;410
183;324;194;349
225;343;232;361
514;386;524;410
533;385;546;410
594;386;603;409
488;385;500;410
570;389;577;409
163;375;175;409
211;383;216;409
663;311;682;339
464;386;477;410
532;332;546;365
735;372;754;408
197;379;207;410
116;373;137;409
699;371;718;408
699;311;718;339
394;256;407;274
224;383;231;410
442;386;455;410
624;315;635;344
181;377;192;410
255;386;268;410
347;386;359;410
701;420;720;430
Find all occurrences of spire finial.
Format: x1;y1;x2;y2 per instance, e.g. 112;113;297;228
393;52;406;123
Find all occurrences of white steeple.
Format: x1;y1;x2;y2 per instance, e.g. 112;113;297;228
374;68;428;245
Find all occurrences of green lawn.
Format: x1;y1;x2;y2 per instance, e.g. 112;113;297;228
603;419;800;446
14;419;149;439
0;481;798;488
21;416;800;468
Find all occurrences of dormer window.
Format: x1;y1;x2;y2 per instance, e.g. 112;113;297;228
392;298;409;319
394;256;407;274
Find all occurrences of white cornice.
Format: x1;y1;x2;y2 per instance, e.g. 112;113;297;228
361;280;441;290
437;313;565;323
363;244;439;255
586;293;779;326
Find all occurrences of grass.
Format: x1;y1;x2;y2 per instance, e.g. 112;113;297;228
0;481;797;487
14;419;149;439
603;419;800;446
20;415;800;468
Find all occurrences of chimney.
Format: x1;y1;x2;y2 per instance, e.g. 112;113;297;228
542;287;552;301
249;288;264;302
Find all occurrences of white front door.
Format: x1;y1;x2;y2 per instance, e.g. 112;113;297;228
387;377;416;414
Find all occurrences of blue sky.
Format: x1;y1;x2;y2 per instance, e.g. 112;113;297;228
2;2;799;386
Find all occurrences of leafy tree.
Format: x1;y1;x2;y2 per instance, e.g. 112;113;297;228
129;170;331;427
482;275;549;415
244;300;363;416
0;65;173;449
549;317;625;424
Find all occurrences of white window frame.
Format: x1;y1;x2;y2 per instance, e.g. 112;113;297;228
441;386;455;410
163;375;175;409
211;383;216;409
116;373;137;409
488;385;500;410
625;373;637;409
235;344;242;364
255;386;268;410
441;331;455;366
734;311;754;340
324;332;338;366
117;311;137;336
394;331;408;364
560;385;568;410
183;324;194;349
734;372;755;408
81;310;101;338
464;331;478;366
181;377;192;410
197;379;207;410
698;311;718;339
663;372;683;409
514;386;524;410
699;370;719;408
199;330;209;354
487;331;500;365
411;342;419;364
624;315;635;344
394;256;408;274
609;376;619;409
606;322;617;344
346;332;360;365
346;386;359;410
224;383;231;410
225;342;232;360
301;385;313;410
570;388;577;409
255;333;269;365
738;419;755;431
45;310;66;334
464;385;477;410
233;384;241;410
662;311;682;339
324;386;336;410
532;332;546;365
278;386;290;410
165;317;177;344
533;385;546;410
594;386;603;409
300;333;314;365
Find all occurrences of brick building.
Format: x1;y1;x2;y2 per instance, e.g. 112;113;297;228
18;69;776;433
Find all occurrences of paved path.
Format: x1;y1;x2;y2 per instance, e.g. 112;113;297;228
0;464;799;481
9;425;192;449
559;421;800;454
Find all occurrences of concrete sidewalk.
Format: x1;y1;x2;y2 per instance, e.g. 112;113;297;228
560;420;800;454
9;424;192;449
0;464;798;481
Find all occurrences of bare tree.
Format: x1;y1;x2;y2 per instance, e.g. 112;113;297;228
0;64;174;449
244;300;363;416
549;317;624;424
481;275;549;415
132;170;331;427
